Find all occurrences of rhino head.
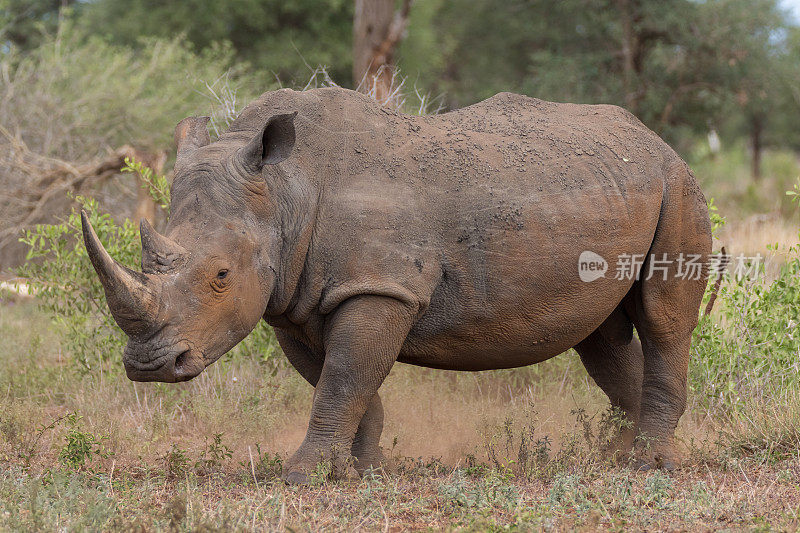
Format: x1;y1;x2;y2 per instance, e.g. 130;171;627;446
82;111;298;382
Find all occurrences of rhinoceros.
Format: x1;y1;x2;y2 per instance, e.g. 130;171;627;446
82;87;711;483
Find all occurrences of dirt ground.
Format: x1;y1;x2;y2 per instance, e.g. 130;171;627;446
1;298;799;531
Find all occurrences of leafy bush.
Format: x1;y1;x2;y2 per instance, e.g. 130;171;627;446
193;433;233;476
17;196;139;372
0;23;268;158
0;23;273;269
58;414;113;472
687;186;800;458
691;220;800;413
691;250;800;412
121;157;171;212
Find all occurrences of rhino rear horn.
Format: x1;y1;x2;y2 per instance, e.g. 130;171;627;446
140;218;187;272
174;116;211;158
237;111;297;172
81;210;160;336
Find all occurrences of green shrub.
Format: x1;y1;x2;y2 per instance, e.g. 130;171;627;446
691;233;800;413
687;185;800;459
17;196;139;373
57;414;113;472
0;23;269;158
121;157;171;212
193;433;233;476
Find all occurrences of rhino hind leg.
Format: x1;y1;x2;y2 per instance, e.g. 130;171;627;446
351;394;395;476
625;310;696;471
624;164;711;471
575;322;643;459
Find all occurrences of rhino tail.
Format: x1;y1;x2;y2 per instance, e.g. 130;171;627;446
703;246;728;317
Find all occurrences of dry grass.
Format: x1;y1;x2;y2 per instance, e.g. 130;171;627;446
718;214;799;280
2;300;800;531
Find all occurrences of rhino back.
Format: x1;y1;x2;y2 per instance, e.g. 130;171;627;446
234;88;678;369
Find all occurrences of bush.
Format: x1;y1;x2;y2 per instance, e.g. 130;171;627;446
688;187;800;458
58;414;113;473
0;23;268;158
691;220;800;413
17;196;139;372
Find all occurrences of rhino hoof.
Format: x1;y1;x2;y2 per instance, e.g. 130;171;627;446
633;457;678;472
283;470;309;485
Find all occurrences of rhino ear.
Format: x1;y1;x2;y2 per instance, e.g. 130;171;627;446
174;116;210;158
237;111;297;172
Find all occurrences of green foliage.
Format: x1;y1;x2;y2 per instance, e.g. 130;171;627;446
642;470;673;509
17;159;282;374
0;469;118;531
0;0;76;50
77;0;354;86
159;434;234;478
400;0;800;154
228;319;282;371
706;198;726;237
689;146;800;217
121;157;171;212
194;433;233;476
57;413;113;472
241;443;283;482
438;469;520;511
691;244;800;412
160;444;191;479
17;196;139;373
0;23;270;158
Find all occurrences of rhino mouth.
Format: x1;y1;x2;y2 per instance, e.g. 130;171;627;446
123;343;205;383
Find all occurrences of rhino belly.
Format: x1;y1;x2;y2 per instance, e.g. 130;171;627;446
398;274;634;371
398;213;655;370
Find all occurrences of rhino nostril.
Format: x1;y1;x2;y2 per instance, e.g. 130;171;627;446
174;349;190;373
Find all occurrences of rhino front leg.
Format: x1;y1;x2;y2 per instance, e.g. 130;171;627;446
282;295;416;484
351;394;393;475
274;330;392;477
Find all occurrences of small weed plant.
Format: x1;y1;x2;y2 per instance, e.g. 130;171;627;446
57;413;113;473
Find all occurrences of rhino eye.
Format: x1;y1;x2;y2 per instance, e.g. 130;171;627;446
217;269;229;280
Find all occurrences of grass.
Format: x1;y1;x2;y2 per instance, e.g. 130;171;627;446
687;146;800;285
2;299;800;531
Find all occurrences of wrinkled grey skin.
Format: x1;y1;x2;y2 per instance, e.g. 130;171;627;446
83;87;711;483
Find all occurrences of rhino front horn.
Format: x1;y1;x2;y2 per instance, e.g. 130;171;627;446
81;210;160;337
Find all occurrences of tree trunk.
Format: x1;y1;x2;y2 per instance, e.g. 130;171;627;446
750;115;763;181
352;0;412;104
615;0;641;115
